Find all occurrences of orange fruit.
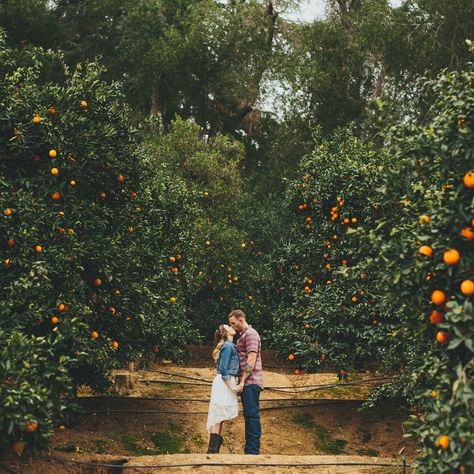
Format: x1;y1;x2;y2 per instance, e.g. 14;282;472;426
436;331;449;344
94;278;102;287
80;100;88;107
460;279;474;296
32;115;41;124
340;369;347;375
35;245;42;253
59;425;66;431
108;306;116;315
342;260;348;265
443;249;460;265
4;208;12;216
5;258;13;266
431;290;446;305
351;217;357;223
436;435;449;449
294;369;301;375
25;420;38;433
172;267;178;273
49;149;57;158
431;390;439;398
303;286;311;293
298;204;304;210
91;331;99;339
70;180;76;186
177;255;182;261
351;296;358;303
205;240;211;246
429;310;444;324
99;191;106;199
419;214;430;224
129;191;137;198
52;191;61;200
418;245;433;257
463;171;474;188
241;242;247;247
12;441;26;456
170;297;177;303
7;239;15;248
51;167;59;175
48;107;57;114
68;228;74;235
57;303;66;312
460;227;474;240
117;175;125;183
170;256;176;263
50;316;59;325
112;341;119;349
288;354;295;361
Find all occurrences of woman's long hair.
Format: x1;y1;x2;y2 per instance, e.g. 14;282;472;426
212;324;228;362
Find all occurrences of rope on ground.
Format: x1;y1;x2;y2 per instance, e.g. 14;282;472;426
81;399;366;415
37;455;412;471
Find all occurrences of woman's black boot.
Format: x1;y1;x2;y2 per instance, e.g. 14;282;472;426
216;434;223;453
207;433;220;453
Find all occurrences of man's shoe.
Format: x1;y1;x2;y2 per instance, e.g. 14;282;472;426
207;433;220;453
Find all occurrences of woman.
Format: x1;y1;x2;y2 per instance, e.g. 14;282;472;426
206;324;240;454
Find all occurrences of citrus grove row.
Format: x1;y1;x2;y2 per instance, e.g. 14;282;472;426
0;37;473;472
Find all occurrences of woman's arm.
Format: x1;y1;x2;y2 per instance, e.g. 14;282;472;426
219;344;239;391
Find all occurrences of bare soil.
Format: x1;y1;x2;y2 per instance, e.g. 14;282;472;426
2;346;415;473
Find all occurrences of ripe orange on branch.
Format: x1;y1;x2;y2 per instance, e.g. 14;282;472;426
429;310;444;324
443;249;460;265
460;227;474;240
431;290;446;305
463;171;474;188
49;149;57;158
419;245;433;257
436;331;449;344
460;280;474;296
436;435;449;449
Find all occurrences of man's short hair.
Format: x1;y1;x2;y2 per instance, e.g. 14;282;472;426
228;309;246;320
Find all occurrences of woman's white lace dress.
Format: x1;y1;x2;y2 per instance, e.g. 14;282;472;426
206;374;239;431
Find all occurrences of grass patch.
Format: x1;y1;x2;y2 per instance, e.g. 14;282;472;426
121;434;162;455
150;419;185;454
291;412;347;454
356;448;379;457
94;439;108;454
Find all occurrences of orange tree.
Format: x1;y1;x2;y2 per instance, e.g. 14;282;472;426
363;62;474;472
0;37;195;452
268;128;395;376
143;117;273;338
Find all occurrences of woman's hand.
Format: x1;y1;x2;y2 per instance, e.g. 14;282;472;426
224;379;240;392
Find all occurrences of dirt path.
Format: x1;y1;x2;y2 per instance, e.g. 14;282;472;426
3;348;414;473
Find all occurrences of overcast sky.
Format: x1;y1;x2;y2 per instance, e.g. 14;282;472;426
282;0;403;23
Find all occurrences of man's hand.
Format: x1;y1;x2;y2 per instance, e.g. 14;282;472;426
236;383;244;393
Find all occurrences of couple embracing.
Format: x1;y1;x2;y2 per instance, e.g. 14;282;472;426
206;309;263;455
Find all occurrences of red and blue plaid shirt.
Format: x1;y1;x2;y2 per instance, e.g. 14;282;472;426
236;325;264;388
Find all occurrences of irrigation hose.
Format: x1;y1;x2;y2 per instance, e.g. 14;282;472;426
38;455;412;471
82;399;366;415
143;369;393;389
75;396;365;403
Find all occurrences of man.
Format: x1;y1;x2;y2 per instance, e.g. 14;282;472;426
228;309;263;455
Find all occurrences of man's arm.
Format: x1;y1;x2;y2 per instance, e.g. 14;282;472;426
238;351;257;386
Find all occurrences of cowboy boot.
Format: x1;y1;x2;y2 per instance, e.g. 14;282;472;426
207;433;220;453
216;434;223;453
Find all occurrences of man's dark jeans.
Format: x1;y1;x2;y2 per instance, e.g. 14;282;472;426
241;384;262;454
